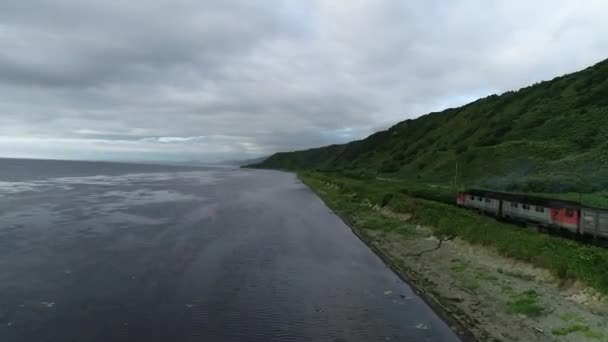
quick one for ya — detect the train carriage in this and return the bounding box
[459,192,500,215]
[457,189,593,236]
[581,208,608,239]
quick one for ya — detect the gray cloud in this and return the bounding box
[1,0,608,162]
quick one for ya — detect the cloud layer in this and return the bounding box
[1,0,608,162]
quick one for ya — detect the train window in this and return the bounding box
[522,204,530,210]
[478,197,483,202]
[485,198,491,203]
[510,202,518,208]
[470,195,474,200]
[535,206,545,213]
[566,209,575,217]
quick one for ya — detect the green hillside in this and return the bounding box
[253,58,608,193]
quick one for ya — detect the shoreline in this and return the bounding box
[298,172,608,342]
[299,174,479,341]
[338,212,480,341]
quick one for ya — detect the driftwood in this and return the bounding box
[407,235,456,257]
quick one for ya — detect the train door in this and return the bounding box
[581,209,598,238]
[498,199,503,218]
[550,208,560,227]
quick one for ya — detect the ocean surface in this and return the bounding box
[0,158,459,341]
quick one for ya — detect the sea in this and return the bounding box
[0,158,459,342]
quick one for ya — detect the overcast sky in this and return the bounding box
[1,0,608,162]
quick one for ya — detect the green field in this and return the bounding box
[323,170,608,208]
[299,171,608,294]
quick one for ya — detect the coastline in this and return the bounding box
[299,173,479,341]
[298,172,608,342]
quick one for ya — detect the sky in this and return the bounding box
[1,1,608,163]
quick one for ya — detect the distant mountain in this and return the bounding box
[252,58,608,193]
[222,156,268,167]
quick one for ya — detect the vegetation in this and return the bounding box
[497,268,536,281]
[551,324,605,339]
[551,313,606,339]
[299,171,608,294]
[505,289,545,317]
[252,58,608,195]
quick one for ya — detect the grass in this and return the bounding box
[497,268,536,281]
[450,259,468,273]
[299,171,608,295]
[501,285,513,294]
[551,324,605,339]
[554,312,606,339]
[462,278,480,292]
[475,268,499,282]
[559,312,585,323]
[505,290,545,317]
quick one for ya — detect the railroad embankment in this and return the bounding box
[300,171,608,341]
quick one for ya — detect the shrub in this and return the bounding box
[493,126,512,138]
[381,193,394,207]
[393,152,406,161]
[379,160,400,173]
[573,131,597,149]
[455,145,468,154]
[463,151,476,163]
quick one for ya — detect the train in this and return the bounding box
[456,189,608,239]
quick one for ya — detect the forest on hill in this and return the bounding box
[252,58,608,194]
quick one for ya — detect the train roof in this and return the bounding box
[464,188,582,209]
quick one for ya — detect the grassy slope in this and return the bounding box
[300,171,608,294]
[254,58,608,194]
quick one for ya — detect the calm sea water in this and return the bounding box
[0,158,459,341]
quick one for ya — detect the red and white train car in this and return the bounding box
[457,189,608,239]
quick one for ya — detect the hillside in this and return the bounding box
[252,58,608,193]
